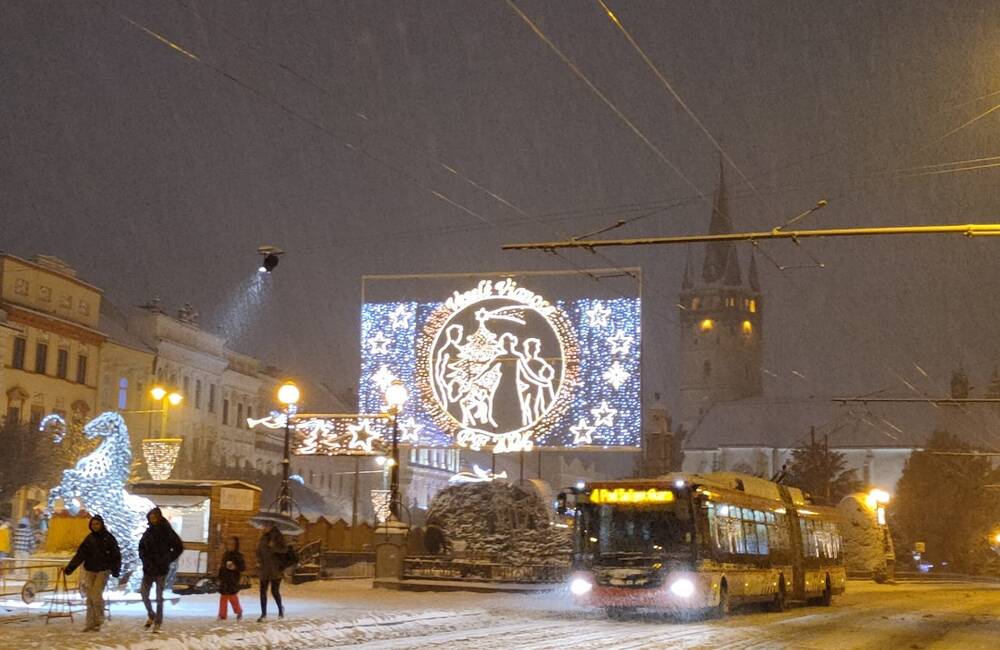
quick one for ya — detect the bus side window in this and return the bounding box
[755,511,769,555]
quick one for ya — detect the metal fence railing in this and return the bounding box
[322,551,375,580]
[0,559,78,602]
[403,555,569,584]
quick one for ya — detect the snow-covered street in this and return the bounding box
[0,578,997,649]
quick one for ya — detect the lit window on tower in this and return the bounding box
[742,320,753,334]
[699,319,714,332]
[749,299,757,313]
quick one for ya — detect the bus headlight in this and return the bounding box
[669,578,695,598]
[570,577,593,596]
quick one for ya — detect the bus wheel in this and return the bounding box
[714,582,730,618]
[767,578,786,612]
[606,606,630,620]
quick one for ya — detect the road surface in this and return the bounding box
[0,578,996,649]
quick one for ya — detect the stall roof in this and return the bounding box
[130,479,262,492]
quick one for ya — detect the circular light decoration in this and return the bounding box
[416,278,579,453]
[141,438,183,480]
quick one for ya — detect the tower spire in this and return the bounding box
[748,248,761,292]
[701,159,741,284]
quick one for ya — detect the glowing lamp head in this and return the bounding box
[669,578,695,598]
[993,532,1000,545]
[167,392,183,406]
[150,386,167,401]
[699,319,714,332]
[569,576,593,596]
[375,456,387,467]
[384,380,409,414]
[277,381,300,406]
[866,488,891,510]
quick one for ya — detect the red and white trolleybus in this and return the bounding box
[562,472,846,617]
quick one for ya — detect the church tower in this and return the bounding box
[678,164,763,428]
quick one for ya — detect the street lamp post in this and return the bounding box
[149,385,183,437]
[383,380,409,520]
[276,381,301,517]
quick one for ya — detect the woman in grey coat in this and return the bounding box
[256,525,287,621]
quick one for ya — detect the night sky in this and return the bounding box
[3,1,1000,418]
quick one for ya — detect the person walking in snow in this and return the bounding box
[65,514,121,632]
[217,536,246,621]
[138,507,184,633]
[256,524,288,621]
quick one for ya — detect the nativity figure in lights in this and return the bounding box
[41,412,156,592]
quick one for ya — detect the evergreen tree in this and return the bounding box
[892,430,1000,573]
[786,427,861,504]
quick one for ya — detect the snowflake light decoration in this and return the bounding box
[590,400,618,428]
[371,364,397,391]
[603,361,630,390]
[570,417,597,445]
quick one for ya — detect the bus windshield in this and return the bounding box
[580,503,693,564]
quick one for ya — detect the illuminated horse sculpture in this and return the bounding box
[42,412,155,591]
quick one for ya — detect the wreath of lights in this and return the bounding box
[360,279,642,452]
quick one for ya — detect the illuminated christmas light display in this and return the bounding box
[360,278,641,452]
[42,413,156,591]
[141,437,183,480]
[250,410,392,456]
[448,465,509,484]
[371,489,392,523]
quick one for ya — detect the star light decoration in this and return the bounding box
[590,400,618,428]
[607,329,634,356]
[367,331,392,354]
[603,361,630,390]
[398,416,424,443]
[586,302,612,328]
[570,417,597,445]
[389,304,412,330]
[347,418,381,453]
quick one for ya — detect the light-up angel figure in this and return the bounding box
[42,412,155,592]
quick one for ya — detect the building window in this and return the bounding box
[6,406,21,424]
[699,319,714,332]
[236,403,244,428]
[246,405,252,421]
[222,399,230,425]
[11,337,26,369]
[56,348,69,379]
[182,376,190,401]
[118,377,129,410]
[29,404,44,428]
[741,320,753,335]
[195,380,202,409]
[209,384,216,413]
[749,299,757,314]
[76,355,88,384]
[35,342,48,374]
[703,360,712,380]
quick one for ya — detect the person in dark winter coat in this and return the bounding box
[138,507,183,633]
[217,536,246,620]
[255,525,288,621]
[65,515,121,632]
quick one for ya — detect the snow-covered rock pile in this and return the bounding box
[426,482,570,564]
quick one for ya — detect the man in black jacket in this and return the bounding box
[65,514,121,632]
[138,507,184,633]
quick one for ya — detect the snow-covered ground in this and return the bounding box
[0,578,997,649]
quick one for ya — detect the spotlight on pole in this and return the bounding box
[257,245,284,273]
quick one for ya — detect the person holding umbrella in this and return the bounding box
[256,523,290,621]
[65,514,121,632]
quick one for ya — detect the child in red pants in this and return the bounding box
[217,536,246,620]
